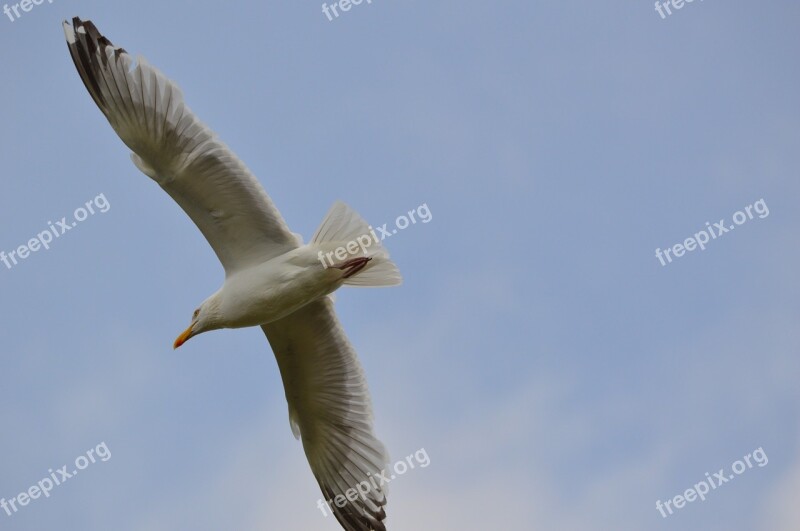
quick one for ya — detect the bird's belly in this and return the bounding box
[223,260,339,328]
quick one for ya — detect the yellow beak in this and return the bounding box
[173,324,195,349]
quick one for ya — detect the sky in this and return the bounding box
[0,1,799,530]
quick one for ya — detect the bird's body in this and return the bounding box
[215,245,345,329]
[63,17,399,531]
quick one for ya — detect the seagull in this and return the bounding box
[63,17,400,531]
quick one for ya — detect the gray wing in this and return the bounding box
[263,298,390,531]
[64,17,297,274]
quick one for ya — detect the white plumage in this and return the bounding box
[64,17,399,531]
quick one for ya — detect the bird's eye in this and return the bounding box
[193,309,200,320]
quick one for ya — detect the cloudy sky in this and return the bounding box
[1,1,798,530]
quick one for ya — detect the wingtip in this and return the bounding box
[62,20,76,44]
[63,17,88,44]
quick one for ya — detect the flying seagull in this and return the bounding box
[63,17,400,531]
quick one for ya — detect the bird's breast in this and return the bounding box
[221,248,340,328]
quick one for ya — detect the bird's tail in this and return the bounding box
[312,202,402,287]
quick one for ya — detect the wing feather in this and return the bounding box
[263,299,390,531]
[64,17,296,273]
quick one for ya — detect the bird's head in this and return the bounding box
[173,297,221,349]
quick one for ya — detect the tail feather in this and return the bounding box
[313,202,402,287]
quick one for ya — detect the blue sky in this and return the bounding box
[1,1,799,529]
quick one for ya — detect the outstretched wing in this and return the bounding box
[263,298,390,531]
[63,17,297,274]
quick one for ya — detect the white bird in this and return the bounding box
[63,17,400,531]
